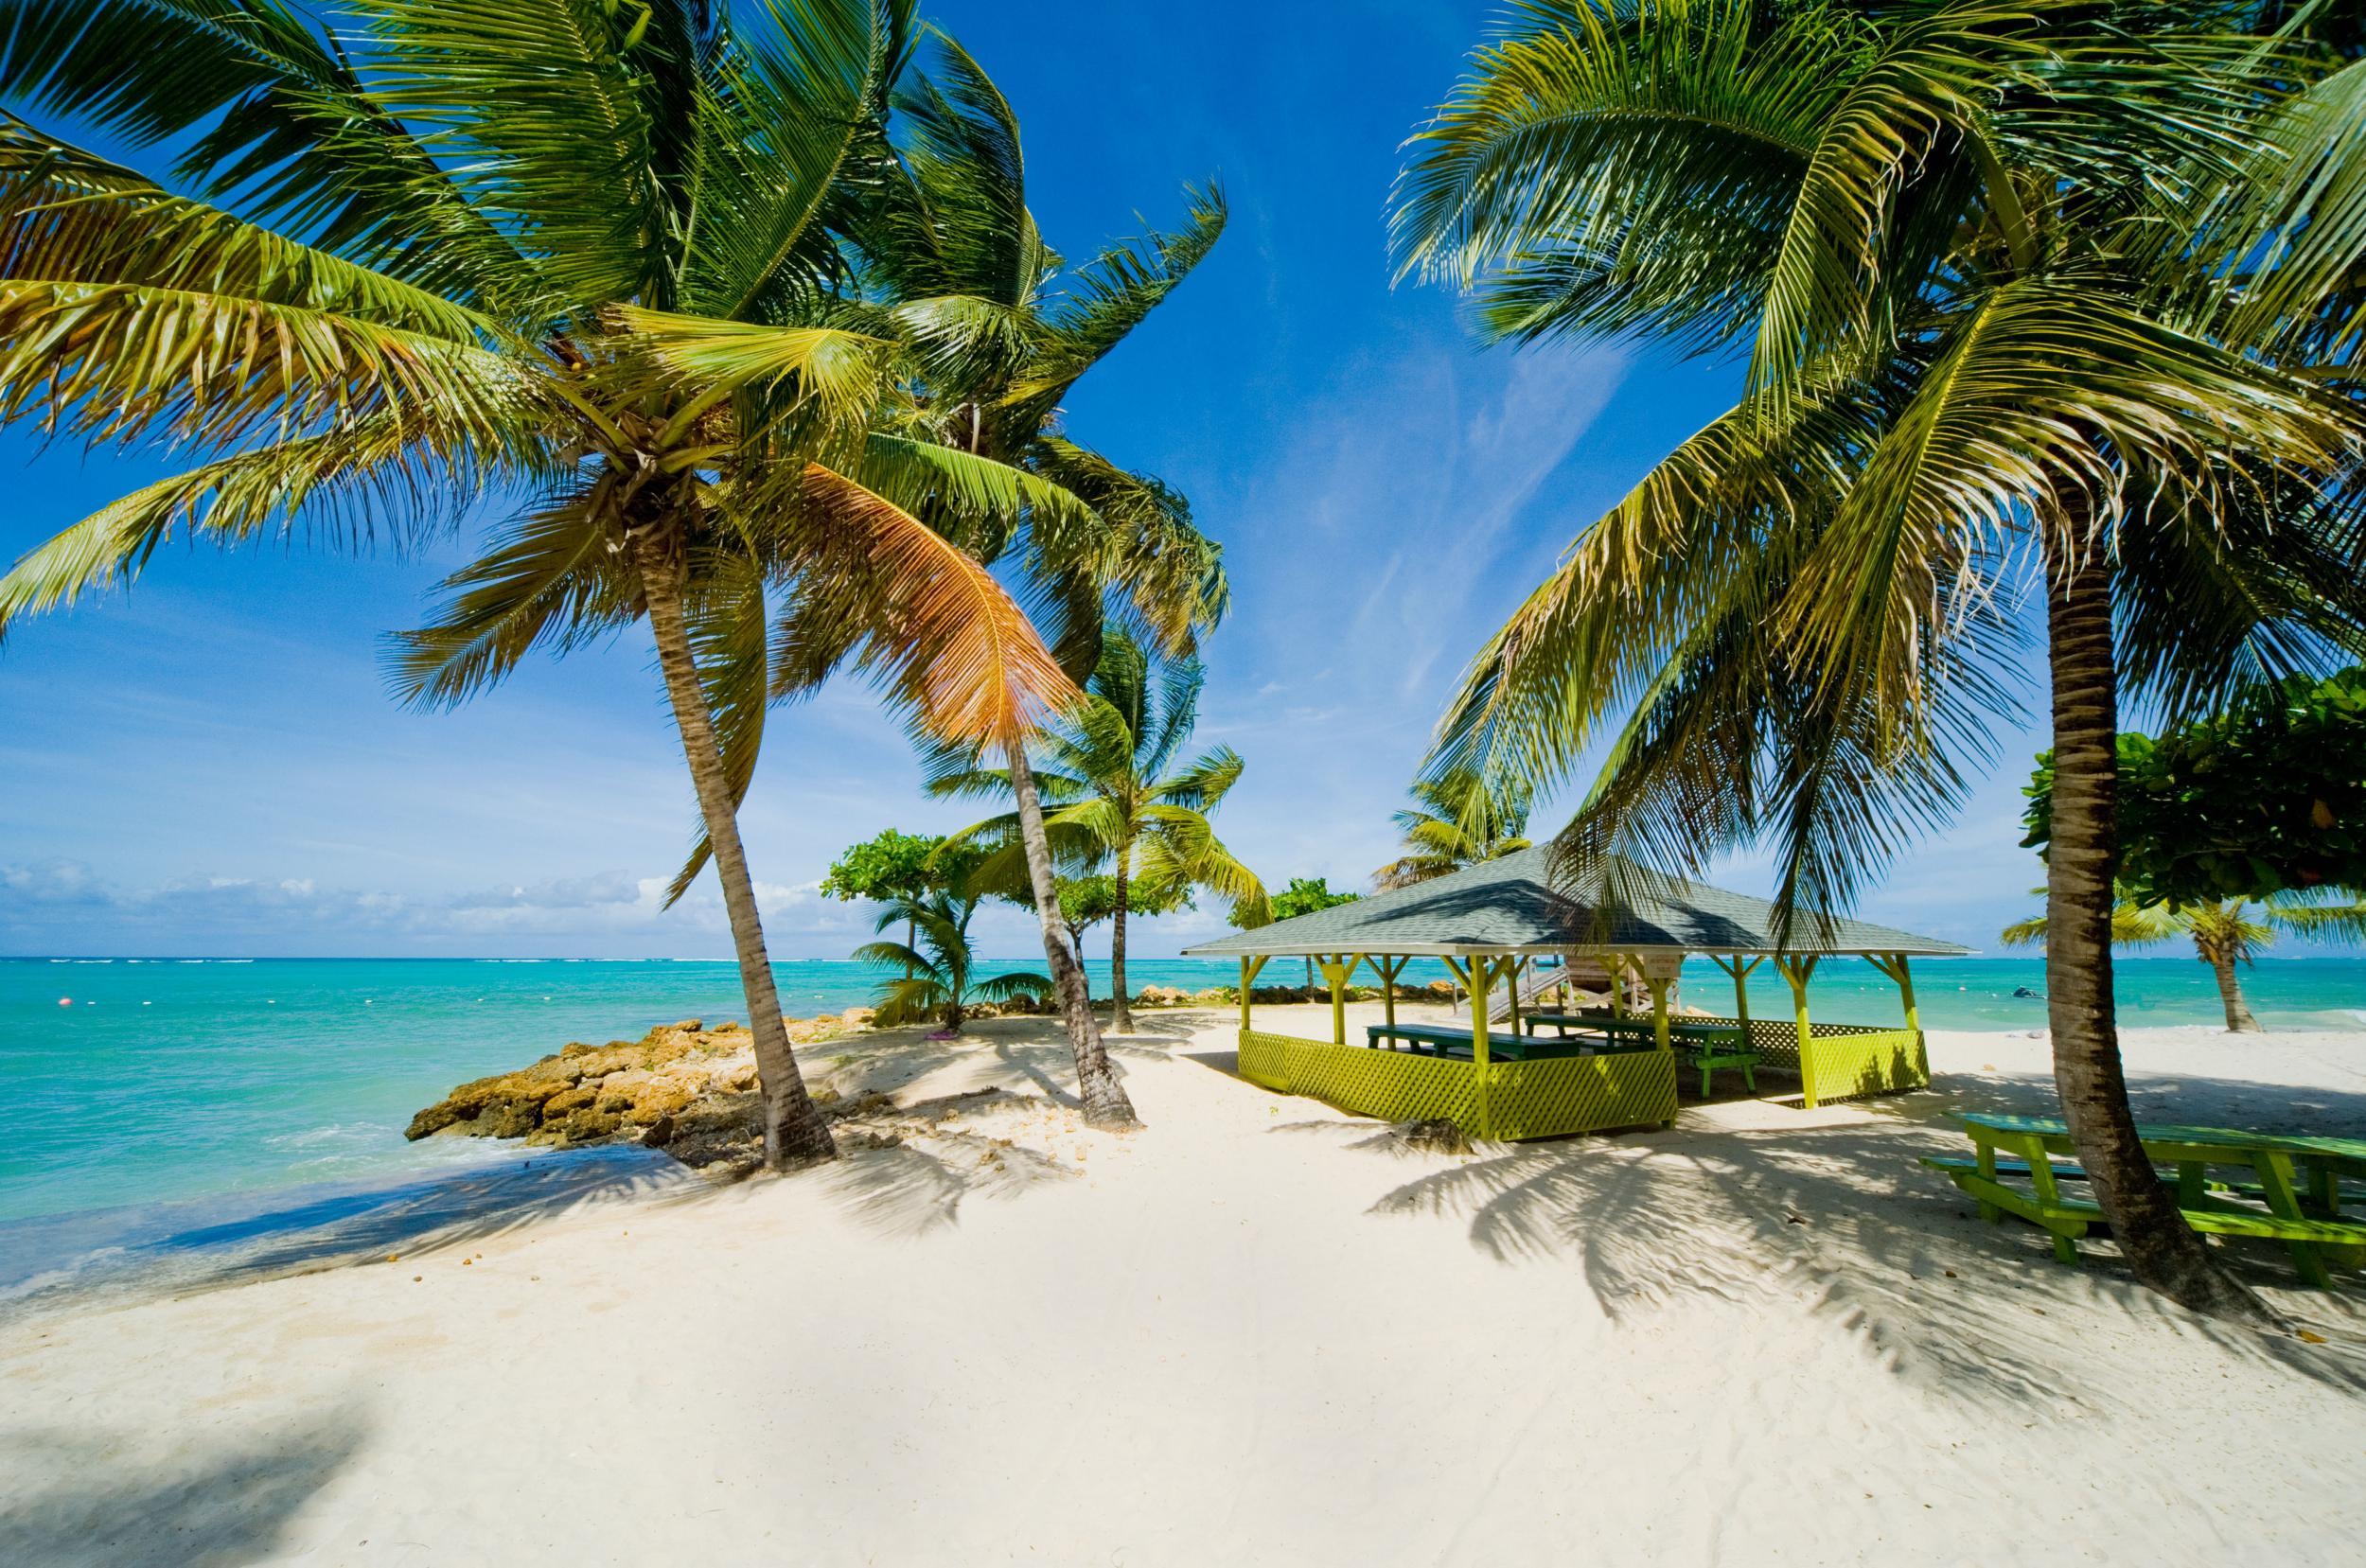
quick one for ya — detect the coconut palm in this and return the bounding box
[855,889,1050,1036]
[2002,890,2366,1032]
[0,0,1089,1170]
[1394,0,2366,1316]
[935,632,1265,1031]
[755,34,1231,1122]
[1372,767,1533,890]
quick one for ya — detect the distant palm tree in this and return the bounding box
[856,890,1050,1036]
[1373,768,1533,890]
[0,1,1087,1171]
[939,633,1264,1031]
[1395,0,2366,1317]
[2002,890,2366,1033]
[750,32,1231,1126]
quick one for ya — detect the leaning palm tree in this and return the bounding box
[2003,890,2366,1032]
[1395,0,2366,1317]
[0,0,1084,1171]
[855,889,1050,1036]
[935,631,1265,1031]
[1372,767,1533,890]
[751,32,1231,1124]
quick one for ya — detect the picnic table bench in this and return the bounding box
[1925,1112,2366,1287]
[1365,1022,1655,1062]
[1524,1013,1760,1097]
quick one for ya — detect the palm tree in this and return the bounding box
[2002,890,2366,1032]
[757,34,1231,1124]
[936,632,1265,1031]
[1394,0,2366,1317]
[855,890,1050,1036]
[1372,767,1533,890]
[0,0,1086,1171]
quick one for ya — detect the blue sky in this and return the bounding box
[0,0,2053,959]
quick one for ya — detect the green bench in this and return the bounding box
[1926,1113,2366,1287]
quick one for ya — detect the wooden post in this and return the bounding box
[1711,953,1763,1035]
[1608,954,1628,1020]
[1774,955,1821,1107]
[1470,953,1493,1138]
[1239,955,1268,1035]
[1375,955,1404,1032]
[1318,954,1355,1045]
[1882,953,1920,1033]
[1506,956,1526,1037]
[1645,963,1673,1053]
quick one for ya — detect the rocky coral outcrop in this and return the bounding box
[403,1018,846,1172]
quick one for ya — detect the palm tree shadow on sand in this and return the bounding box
[0,1408,365,1567]
[1201,1036,2366,1407]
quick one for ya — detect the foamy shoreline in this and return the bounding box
[6,1005,2364,1564]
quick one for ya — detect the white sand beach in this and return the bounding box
[7,1005,2366,1566]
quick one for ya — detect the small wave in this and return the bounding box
[263,1123,381,1151]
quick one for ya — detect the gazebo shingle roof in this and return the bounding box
[1182,846,1969,959]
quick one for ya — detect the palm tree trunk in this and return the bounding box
[2044,544,2262,1320]
[635,534,837,1171]
[2199,940,2263,1032]
[1110,843,1135,1033]
[1007,741,1140,1129]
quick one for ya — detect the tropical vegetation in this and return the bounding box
[1232,874,1360,989]
[767,32,1232,1127]
[936,632,1263,1031]
[822,828,987,978]
[1394,0,2366,1318]
[2025,667,2366,907]
[1372,766,1533,890]
[853,888,1050,1035]
[2002,888,2366,1031]
[0,2,1228,1150]
[1046,873,1189,994]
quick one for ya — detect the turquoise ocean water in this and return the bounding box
[5,954,2365,1301]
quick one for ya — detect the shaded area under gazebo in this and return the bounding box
[1182,847,1968,1140]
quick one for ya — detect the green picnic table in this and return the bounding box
[1926,1112,2366,1287]
[1524,1013,1759,1096]
[1365,1022,1653,1062]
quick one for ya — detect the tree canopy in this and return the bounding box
[2024,669,2366,906]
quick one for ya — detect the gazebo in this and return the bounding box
[1182,847,1967,1140]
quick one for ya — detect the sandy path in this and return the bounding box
[6,1005,2365,1565]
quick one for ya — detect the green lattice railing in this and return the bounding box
[1563,1010,1929,1107]
[1238,1031,1677,1140]
[1679,1014,1927,1105]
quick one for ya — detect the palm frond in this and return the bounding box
[775,462,1077,746]
[681,0,912,320]
[0,2,528,302]
[0,415,487,635]
[385,485,636,708]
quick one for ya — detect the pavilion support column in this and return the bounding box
[1868,953,1920,1034]
[1470,956,1494,1139]
[1372,955,1405,1032]
[1239,955,1268,1036]
[1318,954,1357,1046]
[1711,954,1762,1036]
[1642,965,1674,1053]
[1774,955,1821,1107]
